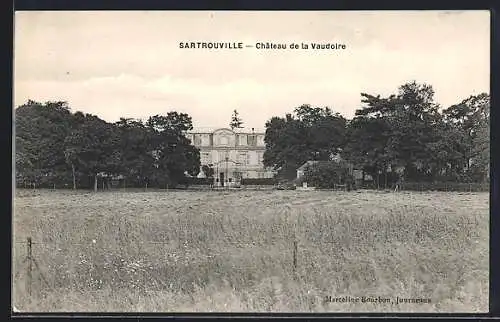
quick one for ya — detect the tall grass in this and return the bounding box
[12,189,489,312]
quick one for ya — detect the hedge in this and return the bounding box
[186,177,214,185]
[400,182,489,192]
[241,178,278,185]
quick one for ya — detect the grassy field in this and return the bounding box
[12,189,489,313]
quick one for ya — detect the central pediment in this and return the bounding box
[213,128,235,135]
[213,128,236,147]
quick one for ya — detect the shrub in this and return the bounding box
[304,161,354,189]
[241,178,278,185]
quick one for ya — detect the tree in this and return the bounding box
[263,105,347,179]
[64,114,120,192]
[114,118,156,188]
[264,115,304,179]
[343,115,392,184]
[469,118,489,182]
[230,109,244,130]
[442,93,490,182]
[345,81,444,183]
[296,105,346,160]
[424,119,466,181]
[15,100,203,190]
[146,112,200,187]
[15,100,74,187]
[342,83,490,185]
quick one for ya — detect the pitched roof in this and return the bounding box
[297,160,332,171]
[297,155,349,172]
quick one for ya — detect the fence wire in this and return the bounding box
[12,235,307,296]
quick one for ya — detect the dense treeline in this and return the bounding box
[15,81,490,191]
[15,100,200,190]
[264,81,490,186]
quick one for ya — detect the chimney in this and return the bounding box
[252,127,254,133]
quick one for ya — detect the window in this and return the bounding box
[201,135,210,146]
[219,151,228,163]
[238,152,247,165]
[247,135,257,146]
[238,135,247,146]
[193,134,202,146]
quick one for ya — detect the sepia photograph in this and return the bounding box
[12,10,490,313]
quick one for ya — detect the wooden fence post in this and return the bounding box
[292,239,298,279]
[26,237,32,297]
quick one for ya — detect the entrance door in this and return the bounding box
[219,172,225,187]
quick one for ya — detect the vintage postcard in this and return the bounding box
[13,11,490,313]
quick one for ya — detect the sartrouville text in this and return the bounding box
[179,42,244,49]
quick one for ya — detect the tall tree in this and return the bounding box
[263,105,347,179]
[64,114,120,192]
[146,112,200,187]
[343,115,392,183]
[346,81,444,182]
[230,109,244,130]
[442,93,490,182]
[296,105,346,160]
[114,118,156,187]
[15,100,74,187]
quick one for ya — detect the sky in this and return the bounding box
[14,11,490,130]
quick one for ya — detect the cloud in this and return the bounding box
[14,11,490,128]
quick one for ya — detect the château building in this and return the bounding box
[186,127,275,187]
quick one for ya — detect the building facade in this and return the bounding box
[186,128,275,187]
